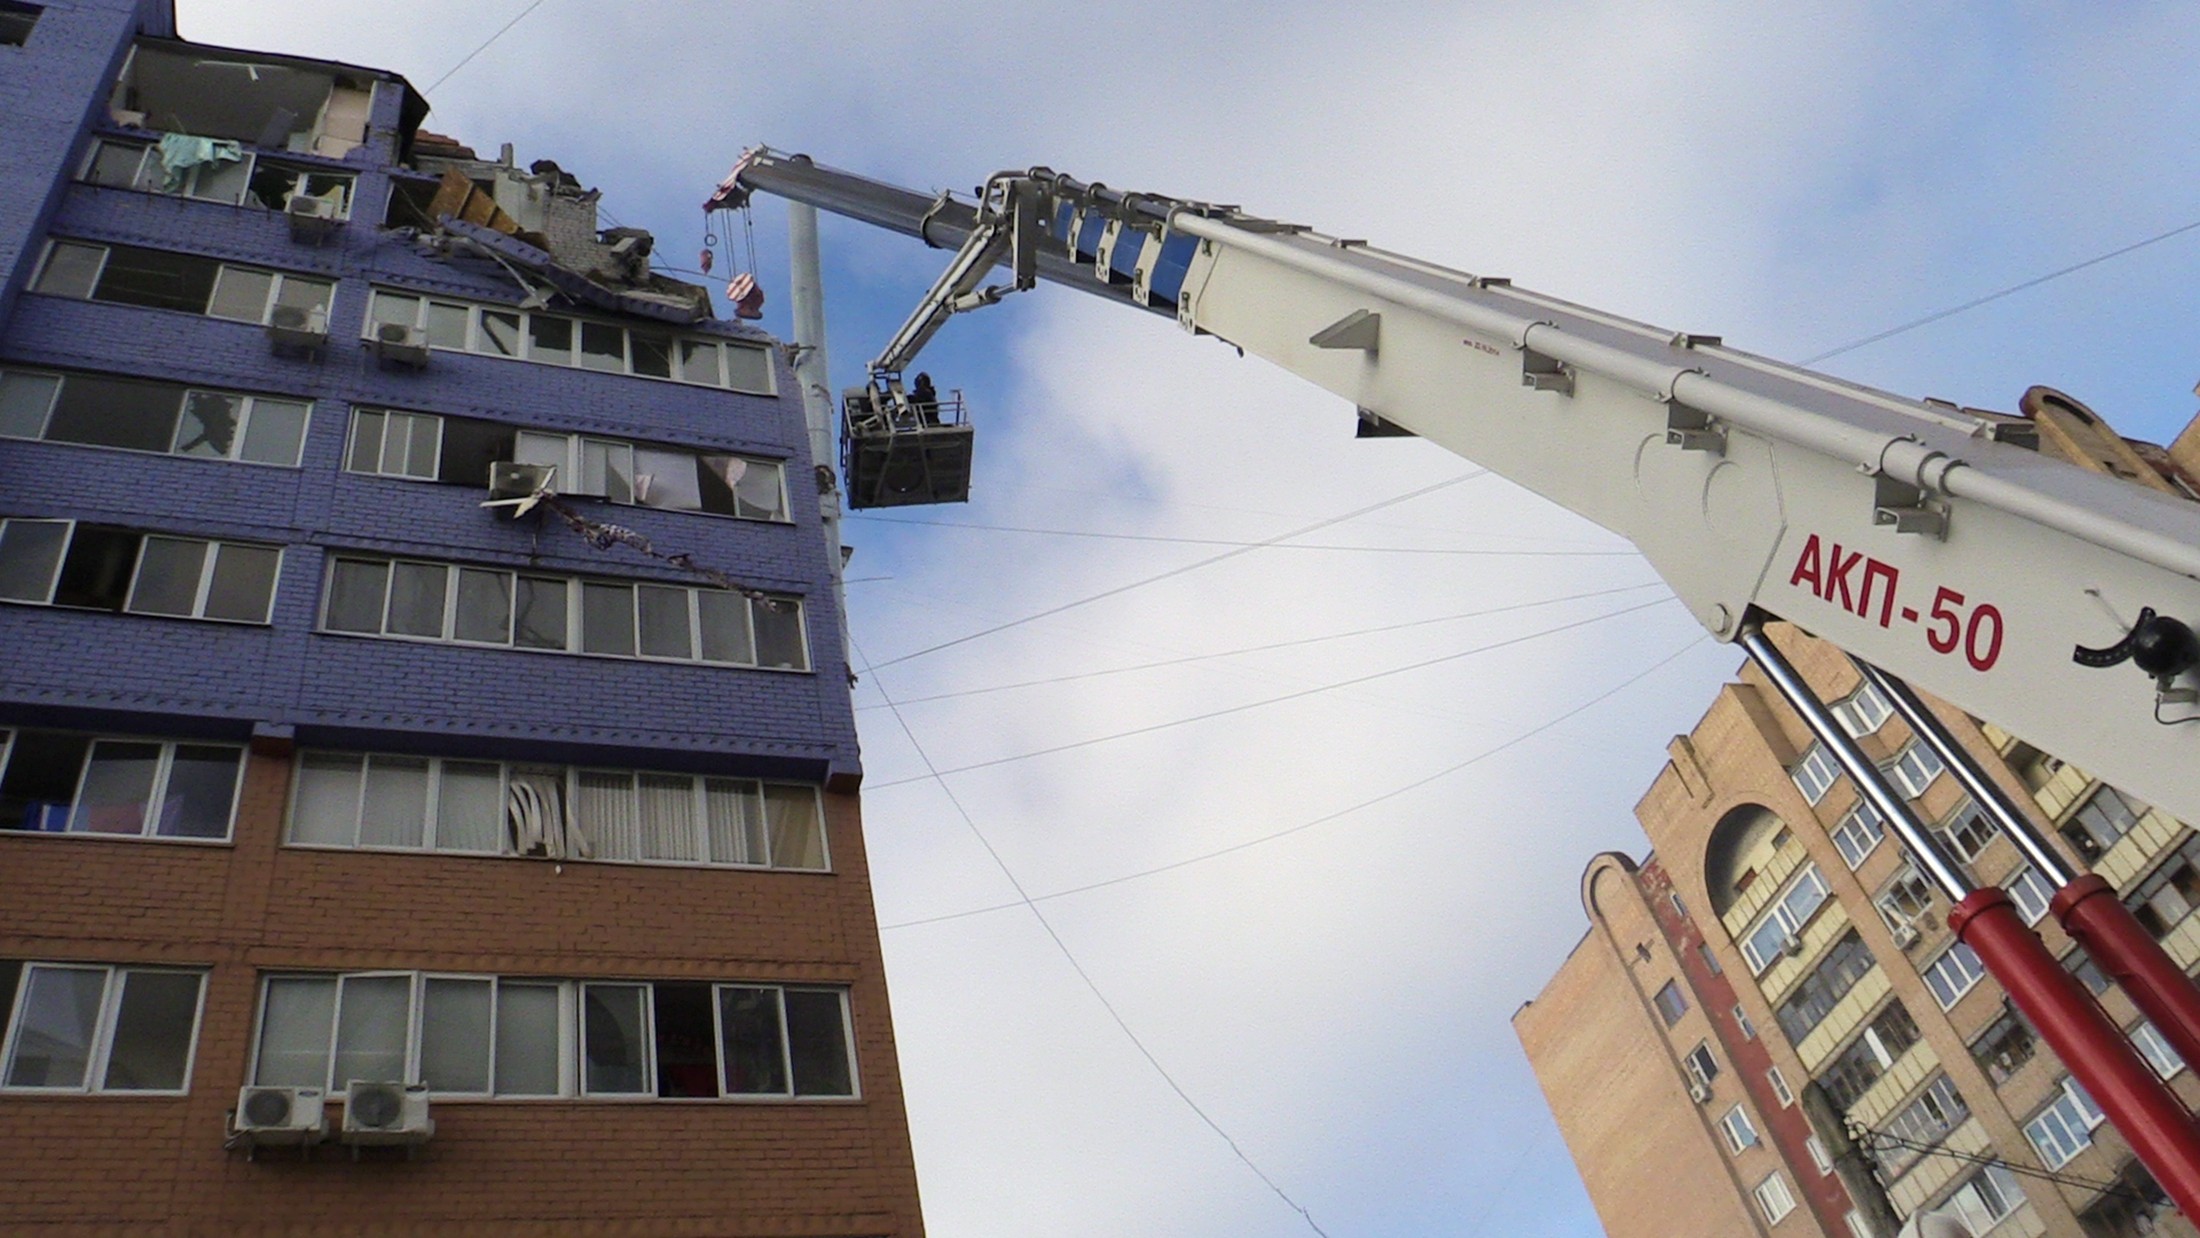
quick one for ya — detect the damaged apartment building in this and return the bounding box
[0,2,925,1233]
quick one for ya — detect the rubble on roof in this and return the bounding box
[403,139,713,323]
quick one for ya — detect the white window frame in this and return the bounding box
[124,537,282,624]
[1753,1172,1797,1224]
[2130,1020,2186,1081]
[283,752,832,873]
[1739,865,1831,974]
[0,731,247,842]
[1831,800,1885,869]
[361,286,777,395]
[1874,864,1936,933]
[1831,683,1893,737]
[1806,1135,1833,1175]
[79,137,357,216]
[0,368,311,468]
[249,971,420,1093]
[1683,1042,1718,1090]
[2006,865,2055,926]
[1791,743,1839,803]
[346,408,443,481]
[1720,1104,1759,1153]
[1935,797,1999,862]
[0,517,71,604]
[1767,1066,1793,1106]
[1733,1004,1756,1040]
[2024,1076,2104,1169]
[0,963,207,1094]
[319,555,811,672]
[1939,1165,2025,1235]
[1923,941,1986,1009]
[1885,742,1946,799]
[31,239,334,326]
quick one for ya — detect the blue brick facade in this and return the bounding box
[0,1,861,785]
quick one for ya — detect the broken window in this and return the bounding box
[2,522,283,623]
[108,43,373,158]
[0,729,242,839]
[579,321,626,373]
[358,286,777,392]
[0,3,40,48]
[0,368,308,466]
[33,240,329,325]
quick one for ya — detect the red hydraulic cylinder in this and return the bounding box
[1953,887,2200,1217]
[2056,874,2200,1078]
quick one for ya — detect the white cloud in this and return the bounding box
[171,3,2200,1232]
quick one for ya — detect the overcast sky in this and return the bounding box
[184,4,2200,1234]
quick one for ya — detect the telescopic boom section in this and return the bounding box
[720,146,2200,827]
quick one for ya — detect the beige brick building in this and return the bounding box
[1517,400,2200,1238]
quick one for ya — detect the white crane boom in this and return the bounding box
[711,151,2200,824]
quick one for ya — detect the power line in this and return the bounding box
[859,642,1332,1237]
[854,581,1666,711]
[1857,1126,2156,1204]
[881,631,1711,931]
[863,472,1485,671]
[848,512,1637,557]
[865,596,1674,791]
[422,0,545,94]
[1800,213,2200,365]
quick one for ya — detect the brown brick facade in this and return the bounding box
[0,751,924,1237]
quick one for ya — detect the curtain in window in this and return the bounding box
[435,763,503,853]
[358,757,428,848]
[765,785,825,870]
[332,975,410,1088]
[576,772,638,861]
[291,754,363,846]
[637,775,698,862]
[704,779,763,865]
[255,977,336,1088]
[419,978,492,1093]
[506,769,587,859]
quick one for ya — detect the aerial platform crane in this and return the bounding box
[708,149,2200,1221]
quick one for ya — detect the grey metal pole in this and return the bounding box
[1851,659,2078,886]
[787,202,851,667]
[1737,625,1975,901]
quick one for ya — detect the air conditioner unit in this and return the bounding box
[339,1081,433,1147]
[266,302,328,355]
[1891,922,1920,948]
[285,192,344,241]
[481,461,557,518]
[1688,1081,1712,1105]
[1780,932,1805,957]
[232,1085,327,1145]
[371,321,430,369]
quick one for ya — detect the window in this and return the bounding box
[0,3,39,47]
[1831,800,1885,869]
[2130,1020,2185,1081]
[33,240,332,326]
[1753,1173,1796,1224]
[2126,836,2200,938]
[0,519,279,622]
[1922,941,1986,1009]
[321,555,808,671]
[1698,943,1723,976]
[1940,1165,2025,1235]
[0,730,244,839]
[1878,1074,1969,1175]
[1791,744,1839,804]
[1806,1136,1833,1175]
[1776,929,1878,1042]
[509,428,790,520]
[1720,1105,1759,1153]
[2024,1076,2104,1169]
[1831,683,1893,737]
[2006,865,2055,926]
[1739,865,1832,974]
[0,368,309,466]
[1683,1042,1719,1090]
[288,752,829,871]
[1935,798,1999,862]
[255,973,855,1100]
[1733,1004,1756,1040]
[1970,1006,2038,1085]
[0,962,204,1092]
[1819,1000,1922,1111]
[1768,1066,1793,1106]
[2064,946,2111,996]
[1653,981,1687,1026]
[362,288,776,394]
[2061,786,2142,862]
[83,137,358,215]
[1873,865,1936,934]
[1884,742,1945,799]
